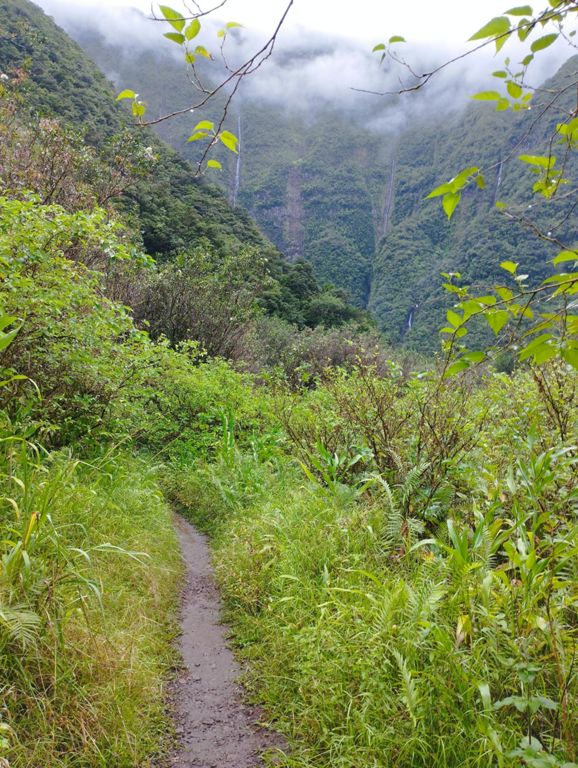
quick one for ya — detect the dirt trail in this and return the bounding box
[166,514,281,768]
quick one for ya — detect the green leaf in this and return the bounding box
[469,16,511,40]
[159,5,185,31]
[116,89,136,100]
[500,260,518,273]
[521,53,534,65]
[486,310,510,334]
[426,182,452,199]
[445,359,470,377]
[472,91,502,101]
[463,351,486,363]
[185,19,201,40]
[388,35,406,43]
[443,191,461,219]
[194,45,212,59]
[187,131,208,142]
[552,250,578,265]
[507,80,523,98]
[531,33,558,52]
[185,52,196,63]
[164,32,185,44]
[132,101,146,117]
[561,344,578,369]
[226,21,242,29]
[0,326,20,351]
[519,153,555,168]
[493,70,508,78]
[193,120,214,131]
[219,130,239,153]
[446,310,463,327]
[372,43,386,52]
[505,5,533,14]
[207,159,222,170]
[518,333,553,359]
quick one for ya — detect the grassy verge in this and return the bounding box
[166,421,578,768]
[2,451,182,767]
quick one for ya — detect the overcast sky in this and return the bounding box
[37,0,512,45]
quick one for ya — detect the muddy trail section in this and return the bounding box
[166,514,283,768]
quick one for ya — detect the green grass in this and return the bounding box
[1,451,182,767]
[167,376,578,768]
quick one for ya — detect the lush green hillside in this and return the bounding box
[0,0,369,336]
[68,22,578,350]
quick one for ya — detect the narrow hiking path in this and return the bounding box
[166,514,282,768]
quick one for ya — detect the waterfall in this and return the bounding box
[232,113,241,207]
[493,159,504,205]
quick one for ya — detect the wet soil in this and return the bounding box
[165,514,282,768]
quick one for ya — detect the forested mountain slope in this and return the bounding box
[66,20,578,350]
[0,0,369,333]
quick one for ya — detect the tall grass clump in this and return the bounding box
[0,436,181,766]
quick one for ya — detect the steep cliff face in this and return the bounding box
[61,23,578,349]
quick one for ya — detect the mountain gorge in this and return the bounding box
[58,16,578,350]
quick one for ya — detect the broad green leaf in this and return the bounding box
[132,101,146,117]
[469,16,511,41]
[219,130,239,153]
[486,310,510,334]
[472,91,502,101]
[187,131,208,142]
[518,333,553,360]
[505,5,533,14]
[388,35,406,43]
[116,89,136,100]
[531,33,558,51]
[446,309,463,327]
[500,260,518,273]
[552,250,577,265]
[426,182,452,199]
[463,351,486,363]
[217,29,226,38]
[0,326,20,351]
[518,154,554,168]
[164,32,185,44]
[185,52,196,63]
[159,5,185,31]
[495,286,514,300]
[507,81,523,98]
[443,191,461,219]
[561,344,578,369]
[185,19,201,40]
[195,45,212,58]
[207,159,222,170]
[492,70,508,78]
[521,53,534,65]
[226,21,243,29]
[194,120,214,131]
[445,359,470,377]
[451,166,479,188]
[372,43,386,51]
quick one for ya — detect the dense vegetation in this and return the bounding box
[0,1,576,767]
